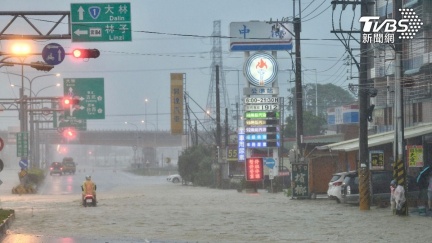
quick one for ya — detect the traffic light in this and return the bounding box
[61,96,80,109]
[30,61,54,71]
[62,127,77,140]
[72,48,100,58]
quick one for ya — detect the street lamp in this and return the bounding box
[10,83,60,97]
[224,69,241,130]
[125,121,140,166]
[10,43,31,166]
[144,98,149,130]
[303,69,318,116]
[6,72,61,167]
[1,72,61,98]
[140,120,158,167]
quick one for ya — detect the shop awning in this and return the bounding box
[316,123,432,152]
[404,67,421,76]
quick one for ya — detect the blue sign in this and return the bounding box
[238,127,245,162]
[42,43,66,65]
[19,159,28,169]
[264,157,276,169]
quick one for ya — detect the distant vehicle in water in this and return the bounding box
[167,174,182,183]
[62,157,76,175]
[49,162,63,176]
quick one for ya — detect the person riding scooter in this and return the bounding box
[81,175,97,205]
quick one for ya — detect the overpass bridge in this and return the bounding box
[0,129,185,169]
[0,130,184,147]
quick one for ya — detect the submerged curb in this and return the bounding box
[0,211,15,235]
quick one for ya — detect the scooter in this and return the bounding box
[81,185,97,207]
[83,194,97,207]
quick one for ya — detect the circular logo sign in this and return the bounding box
[244,52,278,87]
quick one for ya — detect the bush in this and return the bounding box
[27,168,45,185]
[0,209,14,221]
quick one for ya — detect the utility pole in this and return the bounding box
[358,0,372,211]
[216,65,221,148]
[215,65,221,188]
[393,0,407,216]
[294,16,304,159]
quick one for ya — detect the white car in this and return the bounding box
[327,171,353,203]
[167,174,182,183]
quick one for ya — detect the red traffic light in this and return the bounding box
[62,128,77,140]
[72,48,100,58]
[61,97,72,109]
[61,96,80,109]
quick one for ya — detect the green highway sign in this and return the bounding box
[71,2,132,42]
[71,23,132,42]
[58,115,87,131]
[63,78,105,120]
[16,132,28,157]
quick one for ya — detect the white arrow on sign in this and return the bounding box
[78,6,85,20]
[74,29,88,36]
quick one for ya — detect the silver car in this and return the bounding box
[166,174,182,183]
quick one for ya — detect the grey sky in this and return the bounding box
[0,0,358,131]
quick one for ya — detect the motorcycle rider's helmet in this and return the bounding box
[390,179,397,187]
[86,175,91,180]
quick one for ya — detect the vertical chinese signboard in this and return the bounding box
[369,150,384,170]
[292,163,309,198]
[245,158,263,181]
[170,73,184,135]
[238,127,245,162]
[16,132,28,157]
[407,145,424,167]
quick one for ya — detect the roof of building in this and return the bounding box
[316,123,432,152]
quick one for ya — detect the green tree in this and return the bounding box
[284,110,327,137]
[289,83,355,117]
[178,145,214,186]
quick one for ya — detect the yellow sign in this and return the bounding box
[407,145,423,167]
[170,73,184,135]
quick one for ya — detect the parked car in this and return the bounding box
[327,171,355,203]
[341,170,420,206]
[49,162,63,176]
[167,174,182,183]
[62,157,76,175]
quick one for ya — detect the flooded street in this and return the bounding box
[0,167,431,242]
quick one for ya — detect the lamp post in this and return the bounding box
[10,83,60,97]
[224,69,241,130]
[140,120,158,167]
[9,43,31,166]
[144,98,149,130]
[125,121,140,166]
[303,69,318,116]
[7,72,61,168]
[2,42,55,168]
